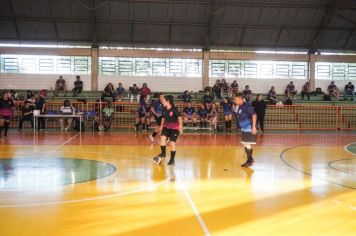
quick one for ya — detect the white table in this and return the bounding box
[34,114,83,132]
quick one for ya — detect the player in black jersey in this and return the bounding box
[153,95,183,165]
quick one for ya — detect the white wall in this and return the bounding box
[0,74,91,91]
[99,75,203,92]
[209,77,308,94]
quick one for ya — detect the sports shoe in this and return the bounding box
[153,156,162,165]
[149,135,155,143]
[241,160,255,168]
[157,153,166,158]
[167,159,175,166]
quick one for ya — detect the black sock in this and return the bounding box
[246,148,253,162]
[229,120,232,129]
[160,146,166,156]
[204,122,207,128]
[170,151,176,162]
[152,131,158,137]
[143,123,147,130]
[193,122,196,127]
[0,126,2,136]
[200,122,203,128]
[4,123,9,134]
[225,121,228,128]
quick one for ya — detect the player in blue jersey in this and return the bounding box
[149,93,165,142]
[135,95,150,132]
[182,102,197,128]
[233,93,257,167]
[197,103,208,128]
[220,97,234,132]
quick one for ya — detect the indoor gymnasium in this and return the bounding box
[0,0,356,235]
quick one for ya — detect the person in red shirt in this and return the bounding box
[140,83,151,102]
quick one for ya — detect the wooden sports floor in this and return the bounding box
[0,131,355,236]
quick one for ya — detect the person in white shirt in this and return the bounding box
[59,100,74,131]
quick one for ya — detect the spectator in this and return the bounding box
[26,93,36,108]
[252,94,267,133]
[285,81,298,100]
[35,93,46,131]
[140,83,151,102]
[327,81,339,100]
[301,82,310,101]
[182,102,197,128]
[10,90,18,101]
[243,85,252,102]
[229,80,239,97]
[220,97,233,132]
[197,103,208,128]
[129,84,140,103]
[18,101,34,130]
[181,90,192,104]
[72,75,83,97]
[344,82,354,101]
[268,86,278,105]
[102,101,115,131]
[116,83,125,101]
[213,80,222,99]
[102,83,116,102]
[208,103,218,130]
[220,79,229,93]
[55,76,66,96]
[202,91,214,105]
[26,90,34,100]
[59,100,74,131]
[135,96,150,131]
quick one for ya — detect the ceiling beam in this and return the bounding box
[8,0,20,40]
[1,16,355,31]
[204,0,221,51]
[89,0,98,48]
[100,0,356,10]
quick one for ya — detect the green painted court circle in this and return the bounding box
[346,143,356,155]
[0,158,116,189]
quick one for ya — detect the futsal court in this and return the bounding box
[0,131,355,236]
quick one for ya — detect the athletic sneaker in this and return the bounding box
[167,159,175,166]
[149,135,155,143]
[241,160,255,168]
[153,156,162,165]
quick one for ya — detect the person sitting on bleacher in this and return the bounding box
[344,82,354,101]
[72,75,83,97]
[268,86,278,105]
[10,90,18,101]
[183,102,197,128]
[208,103,219,131]
[116,83,125,101]
[301,82,310,101]
[285,81,298,100]
[197,103,208,129]
[18,101,34,130]
[243,85,252,102]
[102,101,115,131]
[26,93,36,108]
[102,83,116,102]
[129,84,140,103]
[327,81,339,100]
[181,90,192,104]
[140,83,151,102]
[55,76,66,96]
[229,80,239,97]
[59,100,75,132]
[220,79,229,93]
[202,91,214,106]
[26,90,34,100]
[213,80,222,99]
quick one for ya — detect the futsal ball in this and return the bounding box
[98,125,105,131]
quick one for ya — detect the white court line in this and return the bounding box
[343,142,356,156]
[177,180,211,236]
[0,179,170,208]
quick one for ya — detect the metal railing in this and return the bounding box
[10,101,356,131]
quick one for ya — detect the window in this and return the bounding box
[99,57,202,77]
[0,54,91,74]
[316,62,356,80]
[209,60,308,79]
